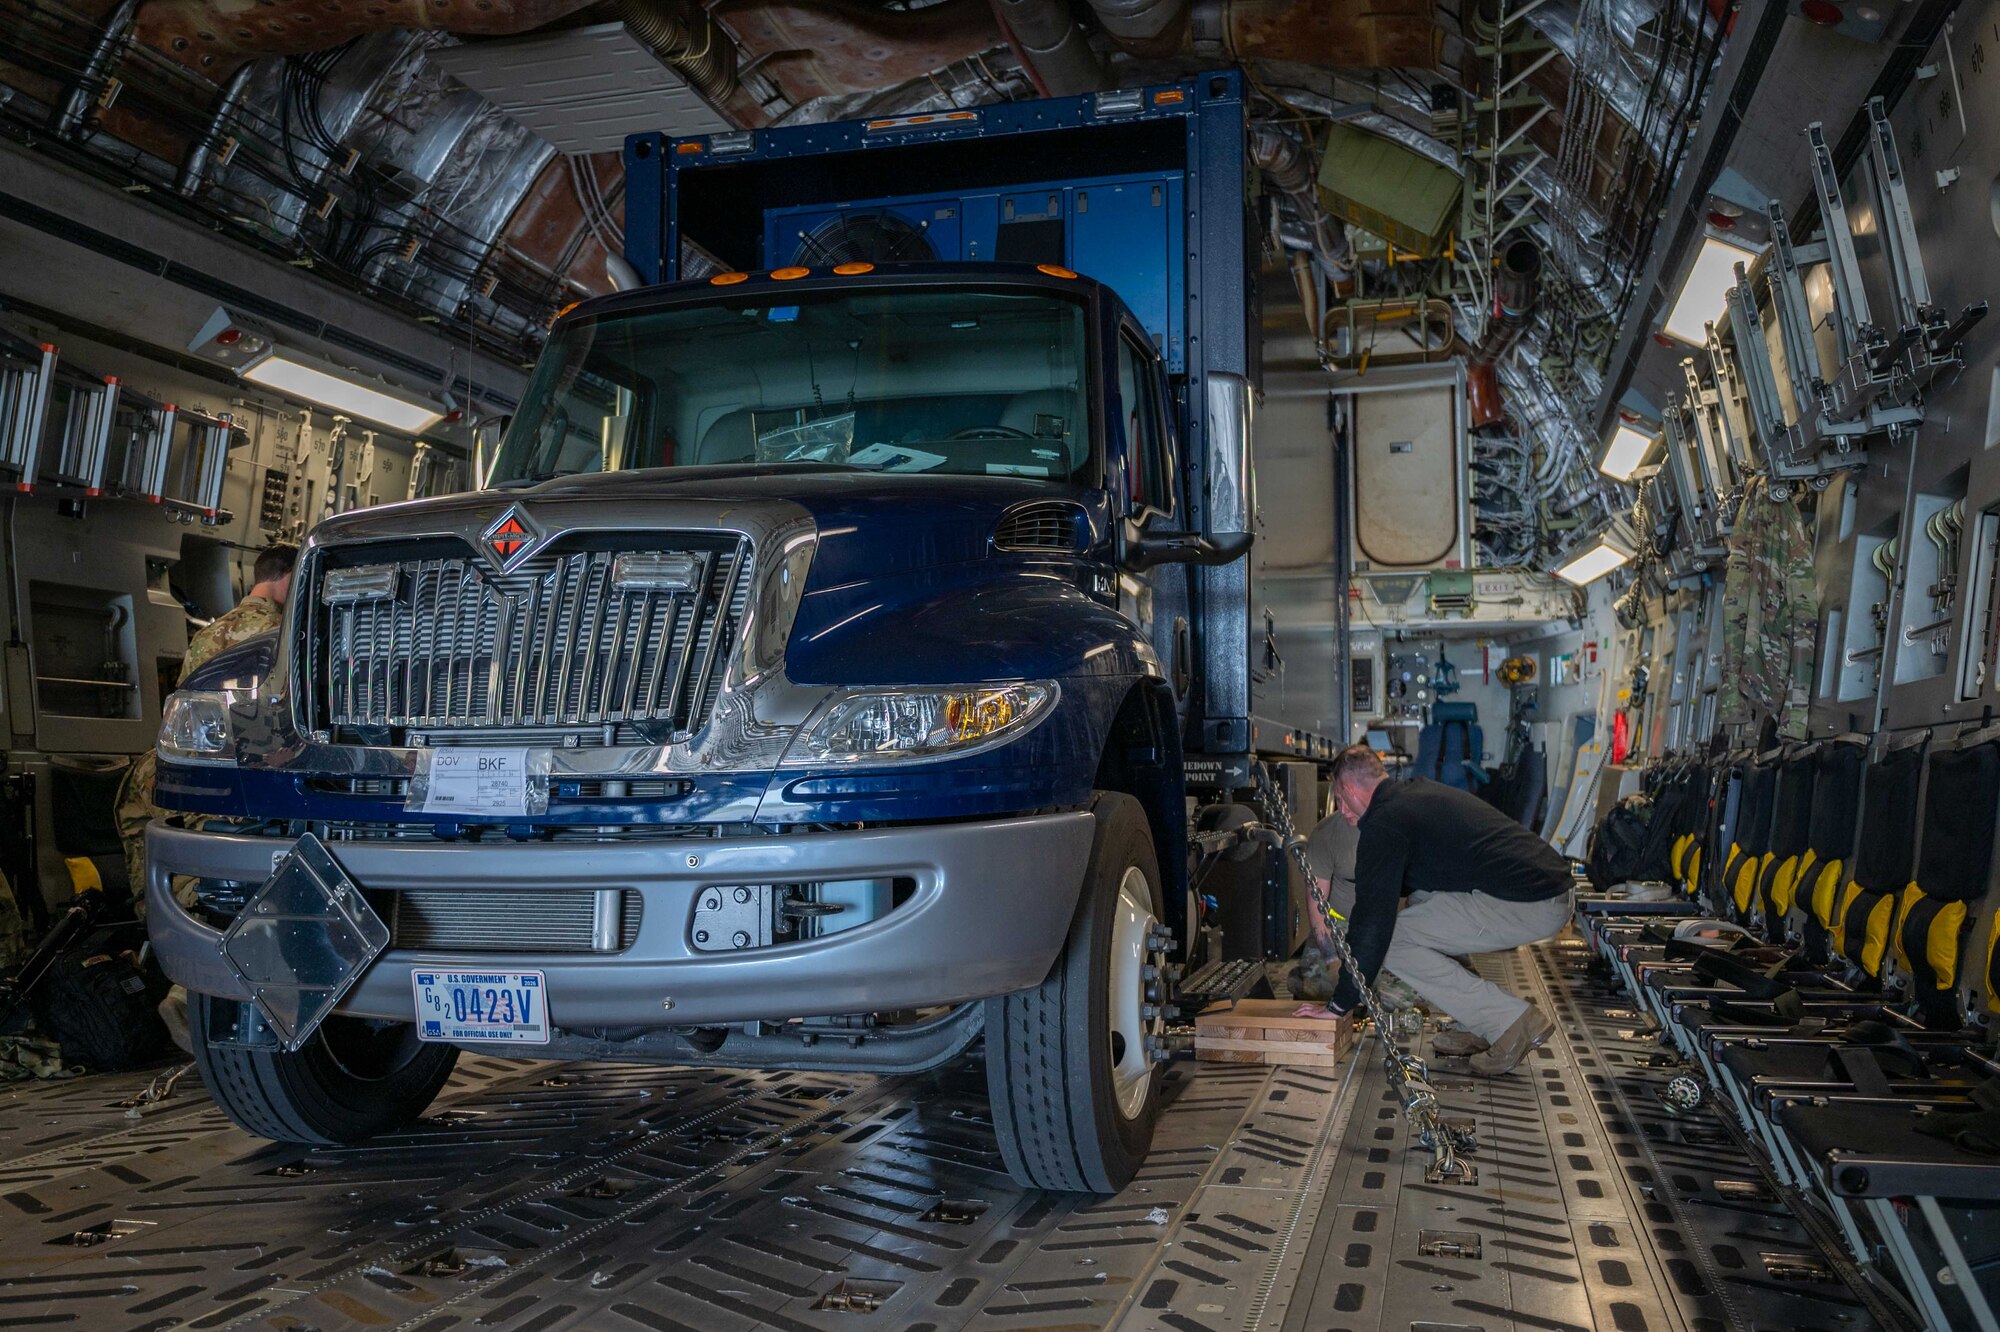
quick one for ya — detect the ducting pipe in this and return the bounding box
[992,0,1107,95]
[56,0,138,139]
[1466,239,1545,425]
[1467,362,1505,428]
[710,0,1005,102]
[1082,0,1190,56]
[623,0,738,106]
[1289,249,1322,353]
[605,253,645,292]
[1248,123,1352,282]
[1493,239,1543,325]
[177,62,251,197]
[137,0,603,70]
[1189,0,1441,69]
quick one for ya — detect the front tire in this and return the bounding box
[985,791,1167,1192]
[189,993,458,1144]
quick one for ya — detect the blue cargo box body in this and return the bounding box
[626,73,1325,770]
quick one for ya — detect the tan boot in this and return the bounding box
[1465,1005,1555,1076]
[1431,1029,1490,1057]
[157,985,192,1056]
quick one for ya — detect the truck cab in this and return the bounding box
[144,77,1281,1194]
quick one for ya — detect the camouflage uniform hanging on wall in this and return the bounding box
[1718,479,1818,741]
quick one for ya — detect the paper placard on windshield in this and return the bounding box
[412,748,535,817]
[850,443,948,472]
[986,463,1051,477]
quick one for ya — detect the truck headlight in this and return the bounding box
[782,683,1058,766]
[158,690,244,763]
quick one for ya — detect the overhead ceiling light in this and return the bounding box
[1597,424,1659,482]
[239,345,446,434]
[1663,235,1762,345]
[1554,530,1636,586]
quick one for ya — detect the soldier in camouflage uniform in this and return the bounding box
[1717,479,1817,742]
[114,544,296,912]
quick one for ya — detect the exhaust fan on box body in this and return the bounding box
[789,211,940,267]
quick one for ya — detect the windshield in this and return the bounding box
[490,287,1093,486]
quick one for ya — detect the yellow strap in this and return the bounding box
[1672,834,1692,878]
[1770,854,1801,918]
[1686,846,1702,897]
[1892,883,1924,976]
[1792,852,1824,912]
[1732,851,1761,915]
[1927,898,1967,991]
[1811,859,1844,929]
[62,856,102,894]
[1860,894,1895,976]
[1987,909,2000,1014]
[1832,879,1865,955]
[1888,882,1969,990]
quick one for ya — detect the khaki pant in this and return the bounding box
[1384,888,1572,1042]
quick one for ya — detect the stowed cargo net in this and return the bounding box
[305,536,754,741]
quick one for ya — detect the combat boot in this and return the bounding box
[1466,1006,1555,1076]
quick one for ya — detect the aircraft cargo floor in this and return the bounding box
[0,936,1893,1332]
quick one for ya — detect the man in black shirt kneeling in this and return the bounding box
[1300,743,1573,1076]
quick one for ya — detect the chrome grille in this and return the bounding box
[312,538,752,739]
[389,888,641,953]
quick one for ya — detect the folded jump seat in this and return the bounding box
[1751,727,2000,1332]
[1759,725,2000,1084]
[1785,734,1871,962]
[1584,751,1752,1016]
[1629,749,1846,1020]
[1584,749,1732,937]
[1655,736,1923,1034]
[1577,755,1712,920]
[1667,759,1711,899]
[1577,757,1721,989]
[1750,740,1822,942]
[1681,736,1962,1124]
[1560,727,2000,1329]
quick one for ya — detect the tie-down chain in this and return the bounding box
[1250,767,1479,1179]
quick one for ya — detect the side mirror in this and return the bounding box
[1119,517,1253,571]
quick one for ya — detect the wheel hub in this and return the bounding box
[1107,866,1168,1120]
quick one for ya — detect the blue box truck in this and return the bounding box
[144,71,1336,1192]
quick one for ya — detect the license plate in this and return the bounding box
[412,970,548,1044]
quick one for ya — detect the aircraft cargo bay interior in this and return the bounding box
[0,0,1997,1328]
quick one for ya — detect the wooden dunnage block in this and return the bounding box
[1194,999,1357,1067]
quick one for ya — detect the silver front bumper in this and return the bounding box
[147,812,1094,1029]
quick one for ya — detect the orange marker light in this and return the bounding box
[555,301,581,319]
[710,272,750,285]
[832,261,875,275]
[1036,264,1078,279]
[770,266,810,280]
[1153,89,1186,104]
[674,142,703,154]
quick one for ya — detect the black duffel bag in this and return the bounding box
[1586,794,1658,890]
[30,942,171,1072]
